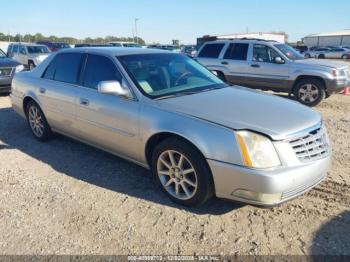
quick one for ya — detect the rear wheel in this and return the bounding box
[293,78,325,107]
[151,137,214,207]
[305,53,311,58]
[342,54,348,60]
[25,101,52,141]
[318,54,325,59]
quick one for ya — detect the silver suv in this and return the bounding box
[7,43,50,70]
[195,39,350,106]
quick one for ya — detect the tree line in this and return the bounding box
[0,32,146,45]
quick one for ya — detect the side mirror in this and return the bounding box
[97,80,133,99]
[274,57,285,64]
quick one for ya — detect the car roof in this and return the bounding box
[60,47,171,56]
[204,39,279,44]
[11,43,47,47]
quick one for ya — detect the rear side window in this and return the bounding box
[223,43,249,60]
[43,53,83,84]
[198,43,225,58]
[82,54,122,89]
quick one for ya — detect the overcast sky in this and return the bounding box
[1,0,349,44]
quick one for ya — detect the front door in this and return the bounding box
[76,54,141,160]
[245,44,290,91]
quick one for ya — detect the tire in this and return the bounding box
[318,54,325,59]
[215,71,227,82]
[28,61,35,71]
[151,137,214,207]
[342,55,348,60]
[293,78,326,107]
[25,101,53,141]
[305,54,311,58]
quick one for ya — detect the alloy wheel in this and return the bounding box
[157,150,198,200]
[28,105,44,137]
[298,84,319,103]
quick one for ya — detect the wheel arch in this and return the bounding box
[292,75,326,93]
[145,132,207,168]
[23,94,41,116]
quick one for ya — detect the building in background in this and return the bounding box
[197,32,287,48]
[303,30,350,47]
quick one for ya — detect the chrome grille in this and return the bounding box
[0,67,14,77]
[289,126,330,163]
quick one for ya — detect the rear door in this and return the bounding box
[244,44,290,90]
[76,54,141,160]
[39,52,83,136]
[219,42,250,86]
[196,42,226,70]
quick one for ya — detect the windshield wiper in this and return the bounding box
[155,91,198,100]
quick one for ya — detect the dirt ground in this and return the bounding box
[0,93,349,256]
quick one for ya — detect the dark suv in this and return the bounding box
[36,41,71,52]
[0,48,23,94]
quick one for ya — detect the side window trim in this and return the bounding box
[80,53,136,100]
[252,44,281,64]
[80,53,124,89]
[41,52,85,85]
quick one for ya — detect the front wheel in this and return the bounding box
[151,137,214,207]
[293,78,325,107]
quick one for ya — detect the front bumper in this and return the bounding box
[209,155,331,207]
[325,78,350,94]
[0,75,13,93]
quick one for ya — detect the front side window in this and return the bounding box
[43,53,83,84]
[27,46,50,54]
[223,43,249,60]
[82,54,122,89]
[274,44,304,60]
[253,44,280,63]
[119,53,225,99]
[198,43,225,58]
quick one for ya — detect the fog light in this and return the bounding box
[232,189,282,204]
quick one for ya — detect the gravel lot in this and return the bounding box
[0,93,349,255]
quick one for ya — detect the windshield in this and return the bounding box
[0,49,6,58]
[27,46,50,54]
[118,53,226,99]
[275,44,304,60]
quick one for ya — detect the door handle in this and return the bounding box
[39,87,46,94]
[251,64,260,68]
[221,61,229,65]
[80,98,89,106]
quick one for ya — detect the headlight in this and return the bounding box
[15,65,24,73]
[235,130,281,169]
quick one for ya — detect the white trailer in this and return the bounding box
[303,30,350,47]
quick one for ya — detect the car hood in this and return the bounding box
[156,87,321,140]
[0,57,20,67]
[293,58,348,69]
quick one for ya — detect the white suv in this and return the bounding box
[195,39,350,106]
[7,43,50,70]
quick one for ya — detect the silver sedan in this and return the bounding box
[10,48,331,207]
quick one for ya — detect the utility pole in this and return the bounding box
[134,18,139,44]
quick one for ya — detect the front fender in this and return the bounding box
[140,104,243,166]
